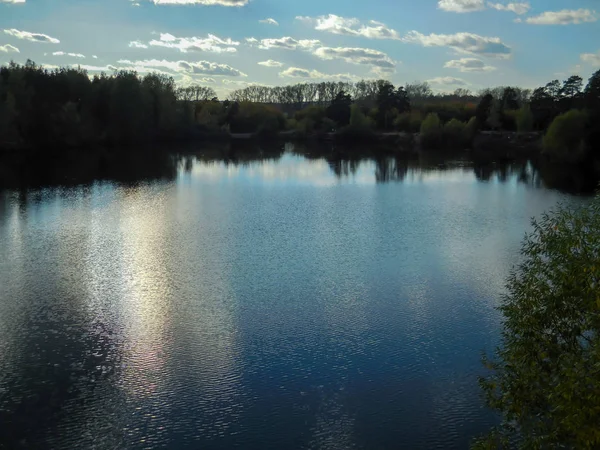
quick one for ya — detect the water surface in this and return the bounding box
[0,148,585,449]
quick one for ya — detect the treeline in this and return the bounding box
[0,60,599,164]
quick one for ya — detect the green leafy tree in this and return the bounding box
[474,194,600,449]
[501,87,519,111]
[337,104,375,140]
[326,90,352,127]
[0,91,19,146]
[376,82,410,130]
[108,70,149,143]
[475,93,494,129]
[585,70,600,104]
[560,75,583,99]
[530,86,557,131]
[515,104,533,133]
[419,112,442,149]
[348,103,373,130]
[544,79,562,100]
[542,109,588,163]
[142,73,178,137]
[443,118,470,148]
[487,99,502,130]
[584,70,600,151]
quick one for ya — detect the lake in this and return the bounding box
[0,145,587,449]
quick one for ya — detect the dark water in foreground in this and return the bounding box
[0,147,588,449]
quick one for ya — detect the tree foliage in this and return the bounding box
[419,112,443,149]
[376,82,410,130]
[337,104,375,140]
[475,194,600,449]
[543,109,588,163]
[443,118,471,149]
[326,90,352,127]
[515,105,533,133]
[475,94,494,129]
[1,61,600,154]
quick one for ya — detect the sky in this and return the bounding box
[1,0,599,97]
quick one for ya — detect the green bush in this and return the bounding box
[501,109,518,131]
[542,109,588,163]
[349,104,373,129]
[486,99,502,130]
[419,112,442,149]
[443,118,469,148]
[322,117,336,132]
[195,100,225,130]
[229,102,285,134]
[394,112,410,132]
[338,104,375,140]
[394,111,423,133]
[295,105,327,132]
[516,104,534,133]
[466,116,478,142]
[416,102,476,124]
[474,194,600,449]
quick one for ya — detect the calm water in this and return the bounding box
[0,147,585,449]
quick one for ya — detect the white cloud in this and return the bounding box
[129,40,148,49]
[279,67,323,78]
[403,31,511,58]
[0,0,25,3]
[279,67,358,81]
[259,18,279,26]
[487,2,530,15]
[313,46,396,70]
[63,63,172,76]
[92,55,98,59]
[118,58,247,76]
[439,0,529,14]
[52,51,85,58]
[221,79,254,86]
[258,59,284,67]
[3,29,60,44]
[581,51,600,67]
[427,76,468,86]
[444,57,496,72]
[296,14,400,40]
[147,32,239,53]
[136,0,248,5]
[177,74,217,87]
[249,36,321,51]
[525,9,597,25]
[76,64,118,72]
[0,44,19,53]
[438,0,485,13]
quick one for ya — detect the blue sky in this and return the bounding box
[1,0,599,96]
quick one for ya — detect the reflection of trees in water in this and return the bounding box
[476,160,542,186]
[374,157,409,183]
[471,159,597,192]
[327,158,361,178]
[193,142,285,169]
[1,143,596,194]
[472,160,546,189]
[0,150,180,190]
[474,164,495,182]
[323,153,594,193]
[534,160,599,194]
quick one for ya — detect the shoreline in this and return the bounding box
[0,130,543,157]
